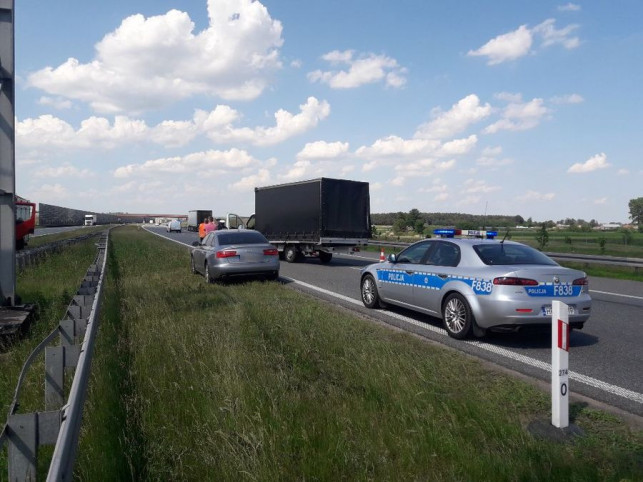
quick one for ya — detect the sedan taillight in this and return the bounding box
[493,277,539,286]
[573,277,588,285]
[216,250,237,258]
[263,248,279,256]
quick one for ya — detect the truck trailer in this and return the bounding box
[247,178,371,263]
[187,210,213,231]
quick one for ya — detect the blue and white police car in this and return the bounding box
[360,230,592,339]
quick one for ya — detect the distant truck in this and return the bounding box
[84,214,97,226]
[187,210,212,231]
[246,178,371,263]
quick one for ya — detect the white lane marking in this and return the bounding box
[283,275,643,405]
[589,290,643,301]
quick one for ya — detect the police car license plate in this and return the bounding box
[543,305,576,316]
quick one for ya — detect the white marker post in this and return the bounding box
[551,300,569,428]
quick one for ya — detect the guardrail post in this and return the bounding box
[551,300,570,428]
[7,413,37,481]
[45,346,64,410]
[7,411,61,481]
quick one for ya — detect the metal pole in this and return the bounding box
[0,0,16,306]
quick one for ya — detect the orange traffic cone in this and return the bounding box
[379,247,386,262]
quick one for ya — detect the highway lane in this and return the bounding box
[148,227,643,418]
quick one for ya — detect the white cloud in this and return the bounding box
[463,179,501,193]
[467,25,533,65]
[113,147,261,178]
[231,168,272,191]
[617,169,630,176]
[18,97,328,151]
[38,96,72,110]
[484,98,550,133]
[27,0,284,113]
[468,18,580,65]
[32,183,70,202]
[594,197,608,205]
[550,93,584,104]
[35,163,94,178]
[296,141,350,161]
[307,50,407,89]
[517,190,556,202]
[414,94,491,140]
[206,97,330,146]
[533,19,580,49]
[558,3,581,12]
[567,152,610,173]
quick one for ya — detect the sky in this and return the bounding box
[12,0,643,223]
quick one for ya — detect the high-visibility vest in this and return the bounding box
[198,222,206,238]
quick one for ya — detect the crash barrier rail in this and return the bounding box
[0,231,109,481]
[16,232,103,271]
[368,240,643,271]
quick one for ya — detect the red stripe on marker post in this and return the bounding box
[557,319,569,352]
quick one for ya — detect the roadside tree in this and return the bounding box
[629,197,643,231]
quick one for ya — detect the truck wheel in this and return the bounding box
[319,252,332,263]
[284,245,299,263]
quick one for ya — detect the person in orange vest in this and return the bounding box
[198,218,206,242]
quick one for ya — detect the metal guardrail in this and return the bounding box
[0,231,109,481]
[367,240,643,270]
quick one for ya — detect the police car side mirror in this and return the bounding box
[388,253,397,263]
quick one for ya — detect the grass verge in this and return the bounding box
[74,226,642,480]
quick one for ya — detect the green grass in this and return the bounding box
[0,238,100,477]
[27,225,109,248]
[72,226,642,481]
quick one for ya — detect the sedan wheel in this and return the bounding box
[361,274,386,309]
[204,262,214,283]
[442,293,473,339]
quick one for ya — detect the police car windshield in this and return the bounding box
[473,243,558,266]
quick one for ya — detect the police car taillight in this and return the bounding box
[572,277,588,285]
[493,277,539,286]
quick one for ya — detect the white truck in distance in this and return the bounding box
[84,214,97,226]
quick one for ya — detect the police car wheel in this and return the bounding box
[361,274,385,309]
[442,293,473,339]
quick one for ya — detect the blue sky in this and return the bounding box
[14,0,643,223]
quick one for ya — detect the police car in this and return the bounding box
[360,229,592,339]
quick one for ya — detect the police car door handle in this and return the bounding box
[438,273,448,279]
[405,270,415,275]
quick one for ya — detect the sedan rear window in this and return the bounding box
[217,231,269,246]
[473,243,558,266]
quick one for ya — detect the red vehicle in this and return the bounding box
[15,195,36,250]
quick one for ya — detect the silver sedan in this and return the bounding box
[360,237,592,339]
[191,230,280,282]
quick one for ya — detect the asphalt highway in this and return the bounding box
[150,226,643,420]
